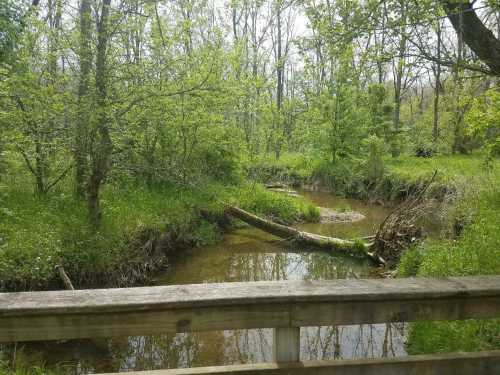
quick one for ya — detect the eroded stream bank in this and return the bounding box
[4,190,408,374]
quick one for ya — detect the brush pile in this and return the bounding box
[373,171,438,267]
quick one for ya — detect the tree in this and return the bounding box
[87,0,112,227]
[432,19,443,148]
[74,0,92,198]
[440,0,500,76]
[1,2,72,196]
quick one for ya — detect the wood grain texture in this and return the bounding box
[99,351,500,375]
[1,276,499,342]
[273,327,300,362]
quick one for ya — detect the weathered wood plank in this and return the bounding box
[273,327,300,362]
[99,351,500,375]
[0,277,499,342]
[2,277,499,316]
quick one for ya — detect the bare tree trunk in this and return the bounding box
[376,0,388,84]
[452,13,466,154]
[47,0,61,79]
[87,0,112,228]
[75,0,92,198]
[391,1,407,158]
[441,0,500,76]
[275,0,284,160]
[433,21,442,149]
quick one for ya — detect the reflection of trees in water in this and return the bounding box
[300,323,406,361]
[11,250,404,372]
[225,251,372,282]
[1,321,405,373]
[229,252,292,281]
[68,323,405,372]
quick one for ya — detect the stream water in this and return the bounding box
[8,190,407,374]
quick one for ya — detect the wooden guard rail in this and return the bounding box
[1,276,500,374]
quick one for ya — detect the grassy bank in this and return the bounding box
[247,153,499,199]
[398,188,500,354]
[0,173,319,292]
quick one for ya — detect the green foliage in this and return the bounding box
[225,183,320,224]
[399,190,500,354]
[1,0,500,363]
[367,84,393,141]
[386,153,500,184]
[466,88,500,161]
[352,239,368,256]
[363,135,386,183]
[396,245,423,277]
[417,191,500,277]
[407,320,500,354]
[246,153,321,186]
[0,0,27,65]
[0,349,59,375]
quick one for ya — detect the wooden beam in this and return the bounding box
[273,327,300,362]
[99,351,500,375]
[0,276,499,342]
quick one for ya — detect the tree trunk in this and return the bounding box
[75,0,92,198]
[274,0,284,160]
[391,1,407,158]
[433,21,442,148]
[87,0,112,228]
[34,137,46,195]
[452,13,466,154]
[441,0,500,76]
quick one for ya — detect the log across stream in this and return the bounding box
[225,206,386,265]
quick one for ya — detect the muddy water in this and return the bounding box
[9,191,407,374]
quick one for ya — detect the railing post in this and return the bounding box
[273,327,300,362]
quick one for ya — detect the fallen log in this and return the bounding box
[226,206,385,265]
[265,182,288,189]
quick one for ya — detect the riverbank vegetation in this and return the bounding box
[0,170,319,291]
[1,0,499,371]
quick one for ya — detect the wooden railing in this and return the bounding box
[1,276,500,374]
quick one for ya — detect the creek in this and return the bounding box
[12,190,407,373]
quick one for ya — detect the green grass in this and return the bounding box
[0,349,60,375]
[398,189,500,354]
[222,183,320,223]
[386,153,500,184]
[245,153,322,185]
[0,170,319,291]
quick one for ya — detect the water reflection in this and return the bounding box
[2,192,406,374]
[12,322,404,373]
